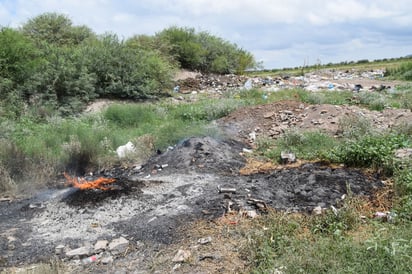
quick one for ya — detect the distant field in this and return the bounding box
[248,56,412,77]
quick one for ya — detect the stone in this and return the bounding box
[94,240,108,253]
[66,246,91,258]
[108,237,129,255]
[198,236,212,245]
[394,148,412,159]
[55,244,65,255]
[247,210,258,219]
[312,206,323,215]
[101,255,114,264]
[172,249,191,263]
[281,151,296,164]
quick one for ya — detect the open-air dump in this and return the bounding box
[1,69,412,273]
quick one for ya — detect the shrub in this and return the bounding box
[332,133,410,175]
[338,114,374,139]
[156,26,257,74]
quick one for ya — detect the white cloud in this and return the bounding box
[1,0,412,68]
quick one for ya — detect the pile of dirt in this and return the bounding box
[218,100,412,143]
[142,136,248,175]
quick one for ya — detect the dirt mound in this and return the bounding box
[219,100,412,143]
[143,136,248,175]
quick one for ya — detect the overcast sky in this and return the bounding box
[1,0,411,69]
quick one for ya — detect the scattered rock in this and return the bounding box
[198,236,212,245]
[94,240,108,253]
[312,206,323,215]
[394,148,412,159]
[101,255,114,264]
[246,210,258,219]
[108,237,129,255]
[66,246,91,258]
[172,249,191,263]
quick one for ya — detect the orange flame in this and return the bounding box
[64,172,116,191]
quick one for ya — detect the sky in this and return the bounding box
[1,0,412,69]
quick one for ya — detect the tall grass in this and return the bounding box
[386,62,412,80]
[247,208,412,273]
[0,97,247,190]
[259,130,339,163]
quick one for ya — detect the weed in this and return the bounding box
[338,114,375,139]
[357,92,387,111]
[386,61,412,80]
[311,192,361,237]
[332,133,410,175]
[104,103,158,127]
[170,98,243,121]
[275,130,338,162]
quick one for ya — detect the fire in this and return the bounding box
[64,172,116,191]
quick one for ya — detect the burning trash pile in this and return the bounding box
[64,173,116,191]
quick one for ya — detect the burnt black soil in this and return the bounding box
[0,136,384,269]
[62,178,144,207]
[143,136,248,175]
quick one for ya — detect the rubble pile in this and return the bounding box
[176,73,248,94]
[175,68,400,95]
[219,101,412,144]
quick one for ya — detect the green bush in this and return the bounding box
[156,26,257,74]
[83,34,175,99]
[338,114,375,139]
[332,133,410,175]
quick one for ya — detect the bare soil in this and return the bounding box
[1,70,411,273]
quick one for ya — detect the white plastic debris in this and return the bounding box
[116,141,136,158]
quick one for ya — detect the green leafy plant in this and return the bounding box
[332,133,410,175]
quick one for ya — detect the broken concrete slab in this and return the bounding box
[94,240,108,253]
[66,246,91,258]
[108,237,129,255]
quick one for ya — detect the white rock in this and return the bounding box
[312,206,323,215]
[94,240,108,253]
[247,210,258,219]
[101,255,114,264]
[172,249,191,263]
[108,237,129,255]
[66,246,91,258]
[198,236,212,245]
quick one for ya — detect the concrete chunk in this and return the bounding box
[108,237,129,255]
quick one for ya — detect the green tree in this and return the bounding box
[83,34,174,99]
[21,12,94,46]
[0,27,42,119]
[156,26,257,74]
[0,27,40,84]
[156,26,206,70]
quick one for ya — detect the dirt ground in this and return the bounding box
[1,70,411,273]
